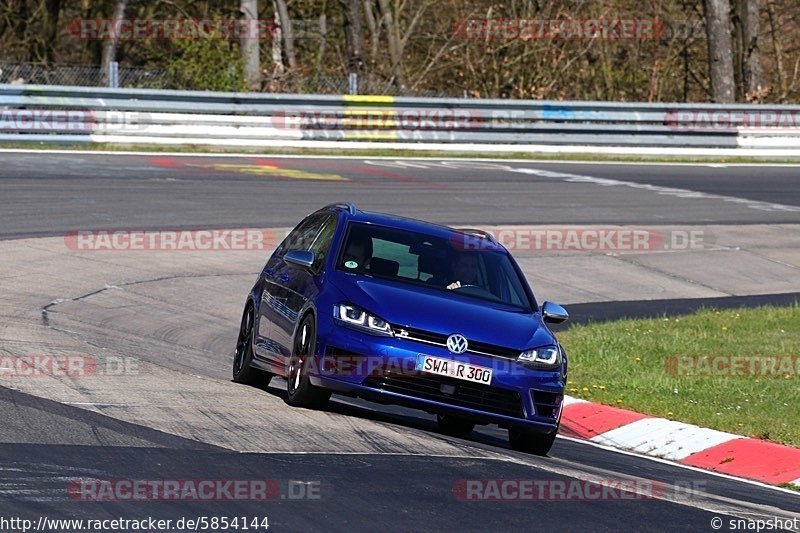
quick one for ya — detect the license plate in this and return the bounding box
[417,355,492,385]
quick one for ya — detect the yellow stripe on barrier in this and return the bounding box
[343,95,395,105]
[342,132,398,140]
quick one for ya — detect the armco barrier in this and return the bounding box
[1,84,799,153]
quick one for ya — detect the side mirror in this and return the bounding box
[542,301,569,324]
[284,250,314,269]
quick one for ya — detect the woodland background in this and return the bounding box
[0,0,798,102]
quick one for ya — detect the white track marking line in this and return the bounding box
[1,148,800,166]
[509,167,800,212]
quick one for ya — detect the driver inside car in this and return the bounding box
[341,232,372,271]
[445,253,479,290]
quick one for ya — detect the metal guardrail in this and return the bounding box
[1,84,799,152]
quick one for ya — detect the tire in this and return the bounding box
[508,426,558,456]
[286,314,331,408]
[437,414,476,435]
[232,304,272,386]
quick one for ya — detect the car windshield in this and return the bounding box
[336,222,534,310]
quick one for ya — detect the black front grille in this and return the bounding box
[363,372,525,418]
[531,390,563,418]
[393,326,521,360]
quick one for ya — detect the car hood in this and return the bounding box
[329,272,553,350]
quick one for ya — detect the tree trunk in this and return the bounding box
[741,0,763,100]
[270,0,284,76]
[703,0,736,103]
[339,0,364,75]
[377,0,405,91]
[765,0,786,101]
[363,0,380,59]
[275,0,296,69]
[704,0,736,102]
[101,0,128,87]
[240,0,261,91]
[317,13,328,70]
[42,0,62,63]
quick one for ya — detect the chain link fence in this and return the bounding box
[0,62,459,96]
[261,71,456,97]
[0,62,170,88]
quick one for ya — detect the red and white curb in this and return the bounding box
[560,396,800,488]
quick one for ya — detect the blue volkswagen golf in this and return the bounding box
[233,203,569,455]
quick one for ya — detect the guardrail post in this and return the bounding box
[348,73,358,95]
[108,61,119,88]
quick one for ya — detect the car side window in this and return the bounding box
[277,213,328,255]
[307,213,337,270]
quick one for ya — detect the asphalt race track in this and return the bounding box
[1,151,799,532]
[2,153,800,239]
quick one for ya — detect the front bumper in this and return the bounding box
[311,315,565,432]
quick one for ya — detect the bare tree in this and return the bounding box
[740,0,764,99]
[376,0,405,90]
[270,0,284,77]
[241,0,261,91]
[363,0,380,59]
[101,0,128,86]
[339,0,365,75]
[704,0,736,102]
[315,13,328,73]
[275,0,296,69]
[765,0,787,101]
[41,0,62,63]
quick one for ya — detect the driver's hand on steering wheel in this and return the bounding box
[446,281,461,290]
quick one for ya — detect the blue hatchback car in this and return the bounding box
[233,203,569,455]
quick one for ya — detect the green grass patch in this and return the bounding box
[2,142,800,164]
[558,304,800,447]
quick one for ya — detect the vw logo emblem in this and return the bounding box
[446,334,468,354]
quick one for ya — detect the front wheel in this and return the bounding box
[233,305,272,386]
[508,426,557,456]
[286,314,331,408]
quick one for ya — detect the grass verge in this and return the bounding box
[557,304,800,447]
[2,142,800,164]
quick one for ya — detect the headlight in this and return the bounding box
[518,345,562,367]
[334,304,393,336]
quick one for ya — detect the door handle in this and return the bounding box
[279,273,290,283]
[264,268,275,278]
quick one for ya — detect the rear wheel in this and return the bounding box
[286,314,331,408]
[437,414,476,435]
[233,305,272,386]
[508,427,557,456]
